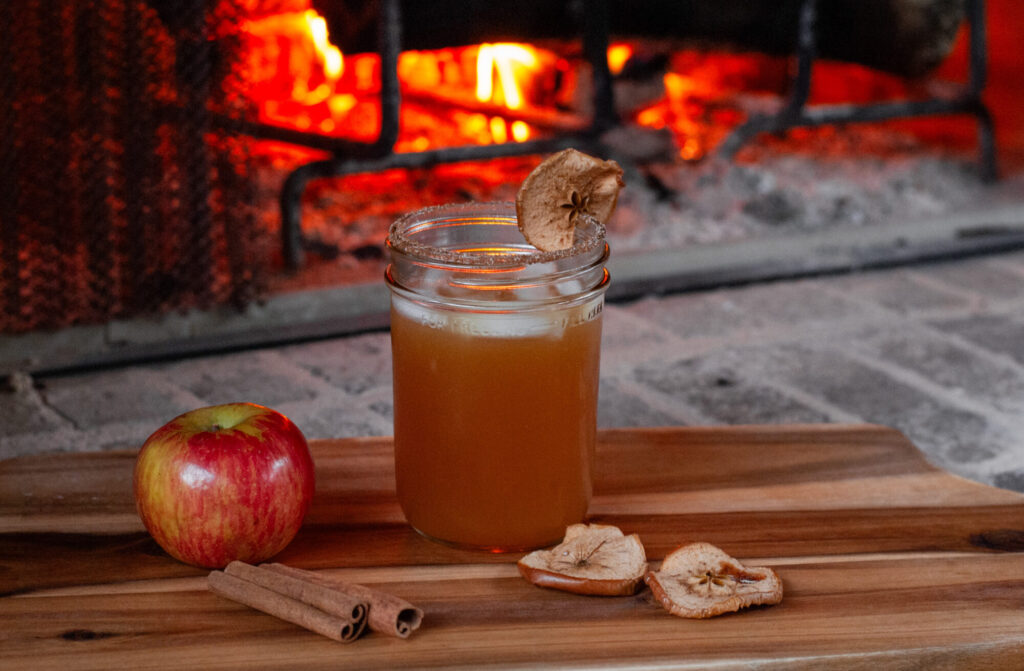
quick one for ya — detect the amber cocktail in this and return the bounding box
[385,202,609,551]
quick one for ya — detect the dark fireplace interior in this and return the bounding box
[3,0,1023,368]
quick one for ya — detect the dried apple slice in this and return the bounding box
[515,148,624,251]
[644,542,783,619]
[517,523,647,596]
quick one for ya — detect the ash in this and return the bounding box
[606,123,998,254]
[258,121,1016,292]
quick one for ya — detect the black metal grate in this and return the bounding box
[0,0,262,335]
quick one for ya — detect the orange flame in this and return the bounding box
[607,43,633,75]
[475,43,540,110]
[240,9,357,133]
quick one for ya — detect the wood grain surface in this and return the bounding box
[2,425,1023,669]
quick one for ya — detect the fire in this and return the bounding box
[239,8,551,147]
[397,41,547,146]
[607,44,634,75]
[236,6,725,161]
[475,43,540,110]
[304,12,342,84]
[240,9,356,133]
[636,72,709,160]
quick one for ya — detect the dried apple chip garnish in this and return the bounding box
[517,523,647,596]
[515,148,624,252]
[644,542,783,619]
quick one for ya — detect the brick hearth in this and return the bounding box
[4,248,1024,493]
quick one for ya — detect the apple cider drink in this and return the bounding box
[385,201,610,551]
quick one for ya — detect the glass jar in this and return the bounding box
[385,201,610,551]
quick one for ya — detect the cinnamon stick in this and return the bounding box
[264,563,424,639]
[207,570,366,643]
[224,561,368,634]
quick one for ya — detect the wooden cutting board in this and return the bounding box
[2,425,1023,670]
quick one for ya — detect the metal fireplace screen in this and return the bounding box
[0,0,261,335]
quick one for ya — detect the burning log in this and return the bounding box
[314,0,966,78]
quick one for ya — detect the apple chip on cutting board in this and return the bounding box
[517,523,647,596]
[645,542,783,619]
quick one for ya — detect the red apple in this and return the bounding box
[133,403,315,568]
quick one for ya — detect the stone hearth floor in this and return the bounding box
[4,248,1024,494]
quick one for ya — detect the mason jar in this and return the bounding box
[385,201,610,551]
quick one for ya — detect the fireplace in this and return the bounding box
[2,0,1022,371]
